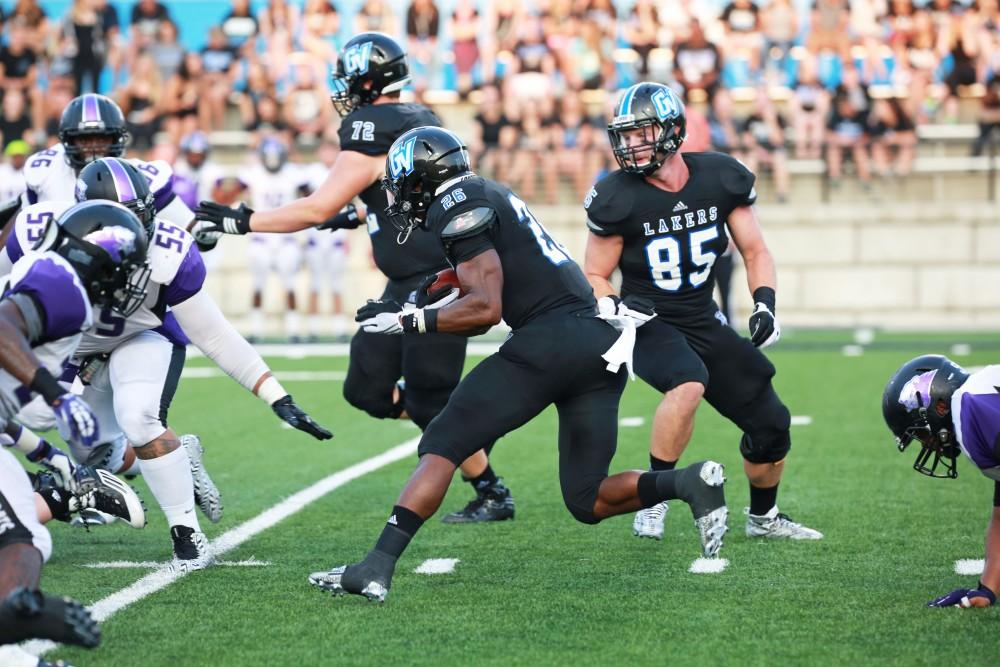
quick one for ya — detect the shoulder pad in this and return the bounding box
[440,206,497,241]
[14,201,73,257]
[584,171,635,231]
[22,145,67,189]
[717,154,757,205]
[149,218,196,285]
[129,159,175,199]
[339,105,391,155]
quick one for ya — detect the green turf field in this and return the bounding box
[28,339,999,666]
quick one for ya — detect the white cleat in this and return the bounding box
[70,468,146,529]
[181,434,223,524]
[745,506,823,540]
[686,461,729,558]
[168,526,214,573]
[632,502,668,540]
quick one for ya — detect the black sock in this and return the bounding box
[37,487,71,523]
[373,505,425,561]
[469,464,498,492]
[637,470,680,507]
[649,455,676,472]
[749,483,779,516]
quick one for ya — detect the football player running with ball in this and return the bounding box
[195,33,515,523]
[584,83,822,542]
[307,127,729,603]
[883,355,1000,608]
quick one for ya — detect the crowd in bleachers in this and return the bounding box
[0,0,998,203]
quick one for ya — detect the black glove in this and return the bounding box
[318,204,364,231]
[272,395,332,440]
[621,295,656,317]
[414,273,458,309]
[748,286,780,348]
[194,201,254,235]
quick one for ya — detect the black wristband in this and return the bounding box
[752,286,776,312]
[400,312,419,333]
[30,367,64,406]
[424,308,438,333]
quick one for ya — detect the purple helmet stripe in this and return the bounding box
[104,159,137,202]
[81,94,101,123]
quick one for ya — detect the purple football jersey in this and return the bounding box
[5,253,92,342]
[952,366,1000,480]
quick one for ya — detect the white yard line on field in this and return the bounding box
[24,436,421,658]
[790,416,813,426]
[83,558,272,569]
[414,558,460,575]
[186,341,505,359]
[619,417,646,427]
[954,559,985,576]
[181,368,347,381]
[688,558,729,574]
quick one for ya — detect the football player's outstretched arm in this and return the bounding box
[583,231,624,298]
[0,299,44,384]
[196,151,383,235]
[727,205,776,293]
[983,500,1000,595]
[169,291,332,440]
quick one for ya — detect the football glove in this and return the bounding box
[928,584,996,608]
[271,395,333,440]
[194,201,254,235]
[415,273,460,309]
[356,299,405,335]
[597,294,657,328]
[318,204,364,231]
[24,441,77,493]
[52,394,100,451]
[190,219,223,252]
[748,287,780,348]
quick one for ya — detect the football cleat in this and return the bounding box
[745,506,824,540]
[632,501,668,540]
[181,434,223,524]
[441,480,515,524]
[0,644,80,667]
[677,461,728,558]
[69,467,146,529]
[309,551,396,602]
[168,525,214,573]
[0,587,100,648]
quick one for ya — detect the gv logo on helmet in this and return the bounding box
[388,137,417,179]
[651,88,682,121]
[343,41,374,75]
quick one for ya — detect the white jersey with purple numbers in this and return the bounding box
[20,143,192,227]
[246,164,305,246]
[76,218,204,356]
[0,201,75,276]
[952,365,1000,482]
[0,252,92,422]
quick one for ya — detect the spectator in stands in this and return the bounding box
[564,18,615,90]
[130,0,171,60]
[259,0,299,41]
[0,89,32,150]
[41,85,73,140]
[201,26,239,130]
[282,56,331,144]
[720,0,763,73]
[406,0,441,91]
[549,90,598,202]
[578,0,617,41]
[117,52,164,155]
[244,94,291,147]
[148,19,184,83]
[971,76,1000,156]
[739,90,791,202]
[836,63,872,117]
[894,8,940,122]
[0,19,41,134]
[221,0,260,50]
[92,0,122,85]
[163,51,205,145]
[790,54,830,159]
[511,99,552,202]
[869,97,917,177]
[471,84,518,184]
[761,0,799,77]
[673,20,722,99]
[807,0,851,59]
[0,139,29,202]
[449,0,480,97]
[623,0,661,76]
[506,15,557,103]
[826,89,873,187]
[941,7,984,121]
[706,88,740,152]
[299,0,340,62]
[64,0,111,94]
[483,0,527,83]
[354,0,397,37]
[8,0,47,46]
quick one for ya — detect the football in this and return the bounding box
[429,268,465,296]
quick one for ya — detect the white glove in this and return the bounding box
[597,295,657,328]
[191,220,223,251]
[42,450,78,493]
[360,312,404,334]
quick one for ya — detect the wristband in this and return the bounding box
[752,286,776,312]
[257,375,288,406]
[30,367,64,406]
[400,309,437,334]
[978,581,997,604]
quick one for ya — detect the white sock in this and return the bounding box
[249,308,264,339]
[284,311,300,339]
[138,446,200,531]
[309,314,322,337]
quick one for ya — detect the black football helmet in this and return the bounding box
[330,32,410,117]
[381,126,472,238]
[258,138,289,173]
[58,94,130,172]
[48,201,151,317]
[76,158,156,235]
[607,82,686,175]
[882,355,970,479]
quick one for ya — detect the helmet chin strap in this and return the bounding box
[396,225,413,245]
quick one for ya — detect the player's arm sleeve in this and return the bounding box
[157,190,197,227]
[0,247,13,277]
[583,179,628,237]
[439,206,498,265]
[721,157,757,207]
[170,290,280,399]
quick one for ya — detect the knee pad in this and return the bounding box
[739,393,791,464]
[565,502,600,525]
[342,381,402,420]
[403,386,452,431]
[561,478,603,525]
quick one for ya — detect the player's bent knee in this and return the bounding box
[404,388,452,431]
[565,502,600,525]
[119,413,167,450]
[342,381,401,420]
[667,381,706,408]
[739,430,791,464]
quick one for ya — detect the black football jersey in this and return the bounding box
[338,102,449,284]
[424,176,595,330]
[585,152,756,320]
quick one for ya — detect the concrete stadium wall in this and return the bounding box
[202,200,1000,335]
